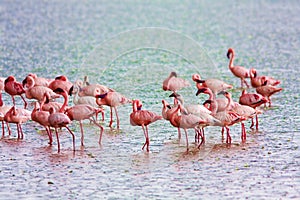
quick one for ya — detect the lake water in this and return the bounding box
[0,1,299,199]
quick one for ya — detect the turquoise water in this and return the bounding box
[0,1,299,199]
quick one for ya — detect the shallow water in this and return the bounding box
[0,0,299,199]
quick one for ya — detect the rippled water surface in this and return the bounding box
[0,1,299,199]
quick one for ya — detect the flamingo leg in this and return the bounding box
[91,117,104,144]
[177,127,181,141]
[46,126,52,145]
[55,128,60,153]
[65,126,76,152]
[19,124,24,139]
[20,94,27,109]
[145,125,150,152]
[79,121,84,146]
[2,121,4,138]
[109,107,113,128]
[16,124,20,139]
[141,125,148,151]
[114,107,120,129]
[256,114,259,130]
[244,79,250,88]
[184,129,189,152]
[250,118,254,129]
[197,128,205,148]
[241,122,246,142]
[221,127,225,142]
[225,126,231,144]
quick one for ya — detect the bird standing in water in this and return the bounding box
[130,99,162,152]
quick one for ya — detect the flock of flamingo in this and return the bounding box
[0,48,282,153]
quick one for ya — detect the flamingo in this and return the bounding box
[4,106,31,139]
[48,88,75,153]
[64,104,104,146]
[192,74,233,99]
[239,90,268,130]
[249,68,280,88]
[71,84,104,121]
[95,91,132,129]
[227,48,250,88]
[203,98,245,144]
[197,88,245,143]
[255,81,282,107]
[22,73,52,88]
[169,92,223,145]
[222,91,262,141]
[48,75,73,95]
[31,101,52,145]
[169,104,208,151]
[4,76,27,109]
[162,99,184,140]
[24,75,60,102]
[130,99,162,152]
[0,105,12,137]
[162,72,190,103]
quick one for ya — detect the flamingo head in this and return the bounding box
[4,76,16,84]
[169,71,178,78]
[227,48,234,59]
[192,74,201,82]
[95,92,108,99]
[196,87,210,96]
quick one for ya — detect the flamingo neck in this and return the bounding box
[132,100,138,112]
[225,95,233,111]
[209,99,218,115]
[169,105,181,127]
[59,92,68,113]
[229,52,234,69]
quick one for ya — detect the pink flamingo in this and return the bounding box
[249,68,280,88]
[24,75,60,102]
[203,98,245,144]
[192,74,233,99]
[48,88,75,153]
[95,91,132,129]
[256,81,282,107]
[222,91,261,141]
[227,48,250,88]
[22,73,52,88]
[4,106,31,139]
[239,90,268,130]
[4,76,27,109]
[64,104,104,146]
[31,101,52,145]
[169,104,208,151]
[71,84,104,121]
[130,99,162,152]
[162,72,190,103]
[162,99,184,140]
[48,75,73,95]
[169,92,222,145]
[0,105,12,137]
